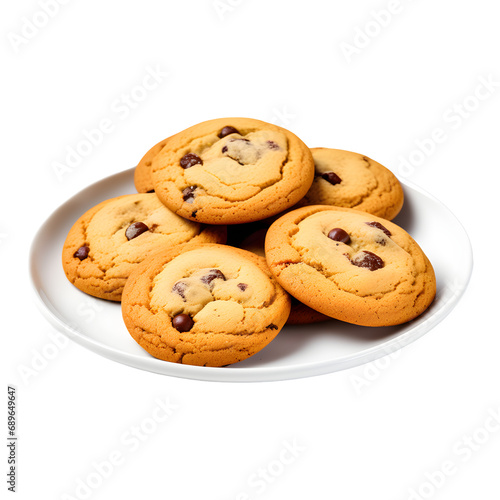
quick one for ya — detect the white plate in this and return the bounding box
[29,169,473,382]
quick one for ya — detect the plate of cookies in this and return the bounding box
[30,118,472,382]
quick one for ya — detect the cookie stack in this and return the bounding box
[62,117,436,367]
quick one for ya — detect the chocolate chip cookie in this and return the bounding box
[239,228,329,325]
[62,193,226,301]
[299,148,404,220]
[151,117,315,224]
[265,206,435,326]
[121,244,291,366]
[134,137,170,193]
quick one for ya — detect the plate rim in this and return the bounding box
[29,168,474,383]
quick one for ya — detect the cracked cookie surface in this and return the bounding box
[121,244,291,366]
[298,148,404,220]
[239,228,329,325]
[265,206,435,326]
[151,117,315,224]
[134,137,170,193]
[62,194,226,301]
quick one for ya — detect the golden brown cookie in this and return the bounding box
[134,138,170,193]
[62,194,226,301]
[299,148,404,220]
[265,206,435,327]
[239,228,329,325]
[151,117,315,224]
[121,244,291,367]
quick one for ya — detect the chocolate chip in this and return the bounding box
[218,126,240,138]
[125,222,149,240]
[74,246,90,260]
[191,210,198,218]
[321,172,342,185]
[267,323,279,330]
[237,283,248,291]
[328,228,351,244]
[180,153,203,169]
[365,221,392,237]
[267,140,280,150]
[222,145,228,153]
[172,314,194,332]
[376,237,386,246]
[201,269,226,288]
[172,282,187,300]
[182,186,196,203]
[351,251,384,271]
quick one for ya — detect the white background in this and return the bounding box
[2,0,500,498]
